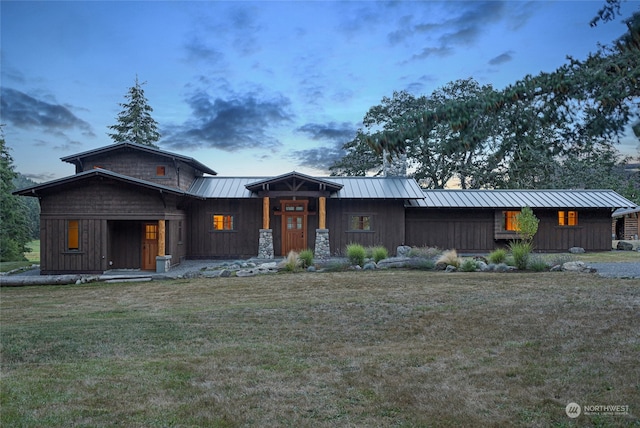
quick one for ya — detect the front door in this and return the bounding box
[281,201,308,255]
[142,223,158,270]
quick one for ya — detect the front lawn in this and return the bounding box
[1,271,638,426]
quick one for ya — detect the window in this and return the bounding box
[213,214,234,230]
[178,220,183,244]
[558,211,578,226]
[68,220,79,250]
[145,224,158,239]
[156,166,166,176]
[503,211,520,231]
[350,215,371,231]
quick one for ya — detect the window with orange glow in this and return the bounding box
[213,215,234,230]
[156,166,166,176]
[503,211,520,231]
[68,220,79,250]
[558,211,578,226]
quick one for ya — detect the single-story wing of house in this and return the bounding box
[14,142,637,274]
[612,207,640,240]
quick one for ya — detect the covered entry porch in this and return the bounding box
[245,173,343,258]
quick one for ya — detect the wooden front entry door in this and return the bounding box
[281,201,308,255]
[142,223,158,270]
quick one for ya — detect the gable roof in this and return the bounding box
[245,171,343,192]
[13,168,201,198]
[408,189,636,209]
[60,142,218,176]
[188,175,425,199]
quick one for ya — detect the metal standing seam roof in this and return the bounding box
[187,176,426,199]
[411,189,637,209]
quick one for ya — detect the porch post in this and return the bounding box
[158,219,166,256]
[156,219,172,273]
[263,197,270,229]
[319,196,326,229]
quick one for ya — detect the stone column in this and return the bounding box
[258,229,274,259]
[314,229,330,259]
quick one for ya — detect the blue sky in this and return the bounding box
[1,0,638,182]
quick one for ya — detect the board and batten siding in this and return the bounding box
[326,199,406,255]
[532,209,612,251]
[40,218,107,274]
[405,207,614,252]
[187,199,263,258]
[405,209,495,252]
[38,179,187,273]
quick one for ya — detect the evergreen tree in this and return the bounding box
[108,76,161,147]
[0,132,31,261]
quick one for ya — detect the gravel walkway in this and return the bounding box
[588,262,640,279]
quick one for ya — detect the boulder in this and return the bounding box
[569,247,585,254]
[363,262,377,270]
[445,265,457,273]
[562,261,594,273]
[617,241,634,251]
[396,245,412,258]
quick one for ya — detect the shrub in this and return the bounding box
[528,255,549,272]
[346,243,366,267]
[460,258,478,272]
[488,248,508,264]
[509,240,533,270]
[298,249,314,268]
[370,246,389,263]
[436,249,461,268]
[514,206,540,242]
[279,250,301,272]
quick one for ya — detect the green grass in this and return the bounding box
[0,240,40,272]
[1,271,639,427]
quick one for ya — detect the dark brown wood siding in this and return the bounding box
[40,218,107,274]
[405,209,495,252]
[77,151,200,191]
[406,208,614,252]
[187,199,262,258]
[532,209,612,251]
[38,178,187,273]
[326,199,406,256]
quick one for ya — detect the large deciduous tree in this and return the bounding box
[108,76,161,147]
[0,133,31,261]
[361,6,638,194]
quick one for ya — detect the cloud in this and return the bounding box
[396,1,524,60]
[296,122,357,145]
[289,142,347,172]
[0,87,93,133]
[184,37,226,64]
[291,122,357,171]
[162,91,294,151]
[489,50,515,65]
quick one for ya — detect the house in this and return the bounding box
[612,207,640,240]
[14,142,637,274]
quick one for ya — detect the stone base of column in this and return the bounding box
[314,229,330,259]
[156,255,172,273]
[257,229,274,259]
